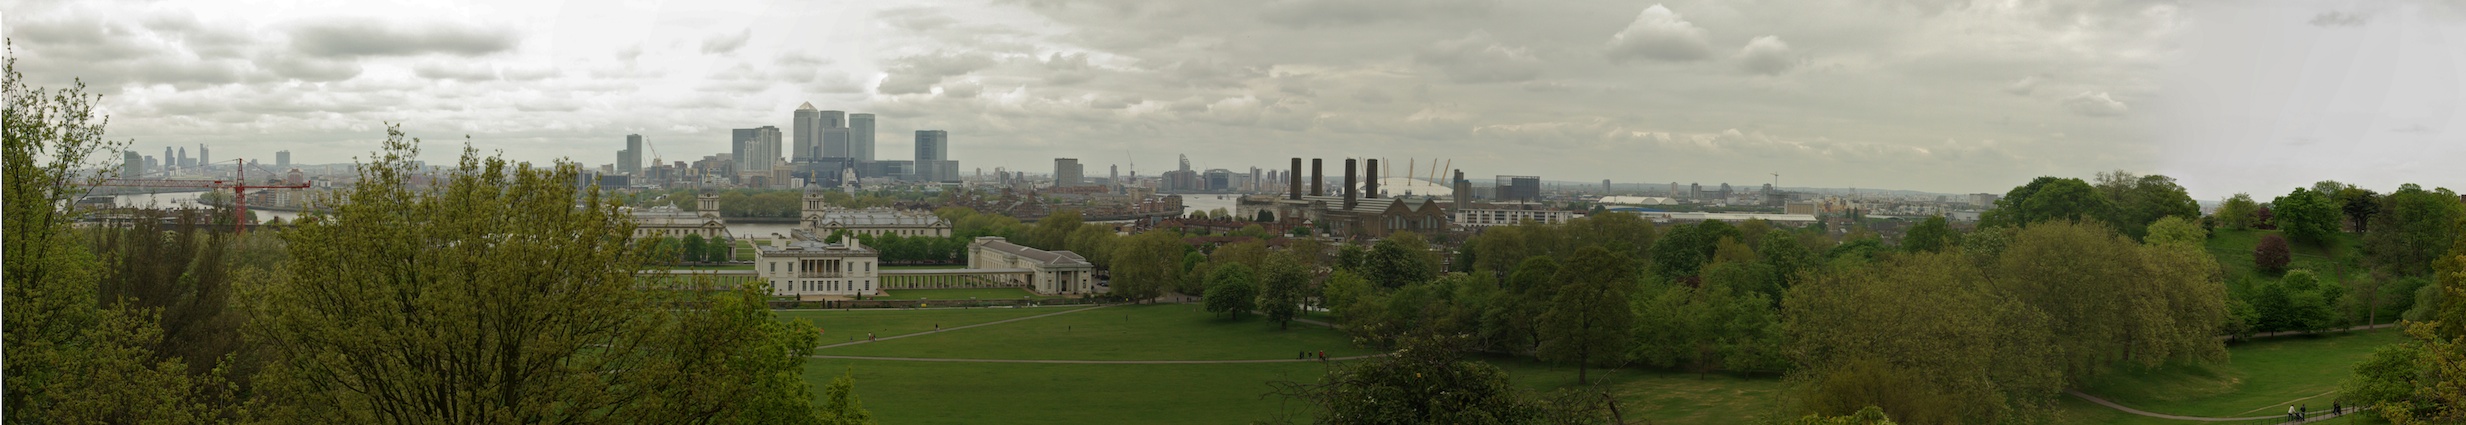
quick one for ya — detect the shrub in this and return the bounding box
[2255,234,2292,275]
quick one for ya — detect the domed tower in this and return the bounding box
[696,189,719,220]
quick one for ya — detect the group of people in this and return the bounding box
[2289,402,2345,422]
[1295,350,1327,361]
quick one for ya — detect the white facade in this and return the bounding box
[801,191,952,237]
[630,193,727,239]
[967,237,1098,295]
[1453,208,1582,228]
[757,236,881,298]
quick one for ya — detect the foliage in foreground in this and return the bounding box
[1265,335,1606,425]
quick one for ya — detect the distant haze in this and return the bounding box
[7,0,2460,198]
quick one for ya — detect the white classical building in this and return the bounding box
[631,192,726,239]
[755,232,881,298]
[967,236,1099,295]
[800,190,952,237]
[1452,208,1583,228]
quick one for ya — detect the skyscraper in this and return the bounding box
[819,110,849,158]
[275,150,291,170]
[731,128,757,172]
[849,113,876,161]
[122,151,145,178]
[178,147,189,168]
[619,134,643,177]
[164,147,175,170]
[792,103,820,162]
[198,144,210,170]
[737,126,782,174]
[914,130,952,182]
[1054,158,1083,187]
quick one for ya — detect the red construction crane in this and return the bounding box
[95,158,310,234]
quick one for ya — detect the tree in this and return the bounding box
[2364,184,2466,276]
[683,234,709,263]
[2275,269,2342,333]
[1980,176,2114,229]
[1365,232,1439,288]
[1785,253,2060,424]
[1203,263,1260,320]
[2335,186,2382,233]
[816,371,879,425]
[1260,253,1309,330]
[1994,221,2226,384]
[2145,216,2206,248]
[2096,171,2200,239]
[1271,335,1573,425]
[251,128,839,423]
[2256,234,2293,275]
[1900,215,1958,253]
[2274,188,2342,247]
[2217,193,2260,230]
[6,49,225,423]
[1538,246,1638,384]
[708,237,736,262]
[1107,231,1184,302]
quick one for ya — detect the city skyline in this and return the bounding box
[8,0,2462,200]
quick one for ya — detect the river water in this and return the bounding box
[107,191,805,238]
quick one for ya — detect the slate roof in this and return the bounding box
[974,238,1089,267]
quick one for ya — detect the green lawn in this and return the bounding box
[820,304,1375,361]
[805,359,1334,425]
[2207,228,2363,282]
[2064,328,2401,422]
[1490,357,1789,424]
[775,307,1061,344]
[873,288,1061,300]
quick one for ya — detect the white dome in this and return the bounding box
[1359,177,1452,197]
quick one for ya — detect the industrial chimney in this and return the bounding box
[1289,157,1303,200]
[1311,159,1324,197]
[1365,159,1380,199]
[1343,159,1358,211]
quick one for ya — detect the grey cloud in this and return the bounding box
[500,66,559,81]
[259,55,363,82]
[879,7,959,32]
[615,45,644,62]
[878,73,939,95]
[2004,76,2042,95]
[1042,52,1096,85]
[702,28,752,55]
[1352,88,1392,104]
[2061,91,2128,117]
[941,81,985,98]
[1520,81,1573,92]
[414,62,499,81]
[289,19,518,57]
[891,51,999,77]
[2309,11,2367,27]
[1256,0,1493,29]
[1734,36,1796,75]
[1416,31,1541,83]
[1164,59,1267,88]
[1605,4,1713,62]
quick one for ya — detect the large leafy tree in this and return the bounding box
[1259,253,1309,330]
[2095,171,2200,239]
[250,128,843,423]
[5,49,226,423]
[2364,184,2466,276]
[1980,177,2114,229]
[1202,263,1260,320]
[1899,215,1958,254]
[1106,230,1184,302]
[1270,335,1588,425]
[1785,253,2058,424]
[1992,221,2227,384]
[1538,246,1638,384]
[1365,232,1439,288]
[2273,188,2343,247]
[2216,193,2261,230]
[2341,213,2466,423]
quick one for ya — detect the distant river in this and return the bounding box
[107,191,803,238]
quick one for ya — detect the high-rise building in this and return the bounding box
[198,144,210,170]
[913,130,953,182]
[792,103,820,161]
[164,147,175,170]
[619,134,643,177]
[1054,158,1083,187]
[1109,164,1119,187]
[849,113,876,161]
[276,150,291,170]
[178,147,190,168]
[122,151,145,178]
[819,110,849,158]
[736,126,781,175]
[732,128,759,173]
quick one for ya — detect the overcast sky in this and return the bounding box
[7,0,2461,199]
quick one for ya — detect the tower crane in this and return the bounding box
[92,158,311,234]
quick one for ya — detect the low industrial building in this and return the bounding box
[1266,158,1451,238]
[967,236,1099,295]
[1453,208,1582,228]
[755,231,881,299]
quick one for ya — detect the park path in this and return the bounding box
[2229,323,2400,341]
[813,305,1111,350]
[2067,390,2369,423]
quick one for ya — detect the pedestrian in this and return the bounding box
[2334,401,2341,416]
[2300,404,2307,421]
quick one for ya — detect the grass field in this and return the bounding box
[804,359,1335,425]
[776,307,1062,343]
[820,304,1375,361]
[1490,357,1790,424]
[2058,328,2401,424]
[2207,228,2364,283]
[873,288,1061,300]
